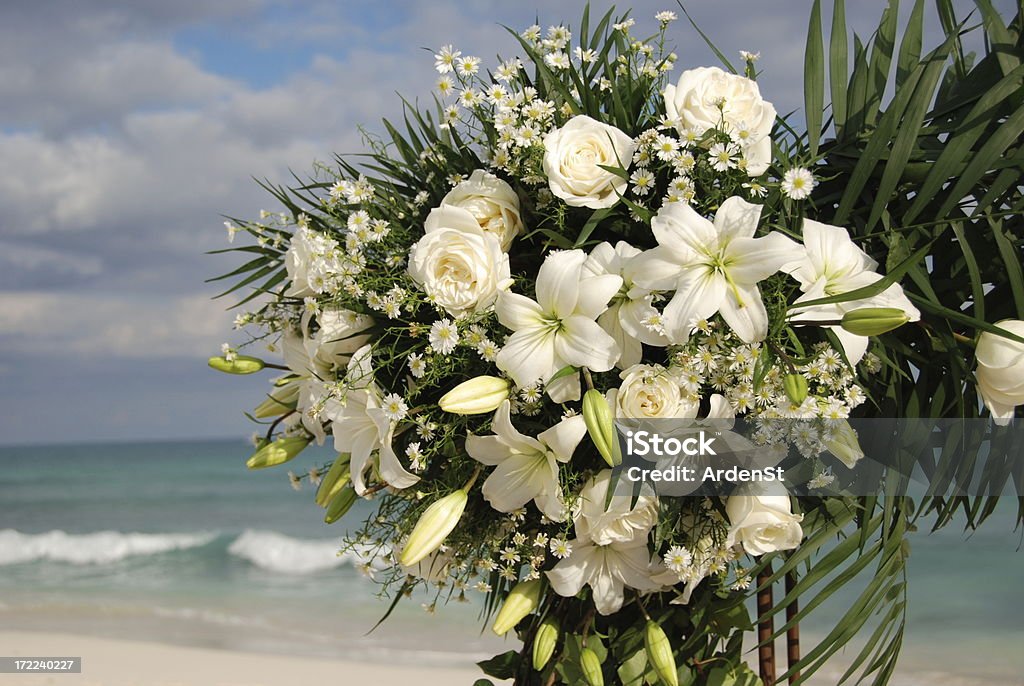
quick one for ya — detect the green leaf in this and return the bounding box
[804,0,825,157]
[829,0,849,130]
[476,651,520,680]
[990,217,1024,319]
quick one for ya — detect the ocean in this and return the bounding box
[1,440,1021,683]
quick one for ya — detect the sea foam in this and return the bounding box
[0,529,216,565]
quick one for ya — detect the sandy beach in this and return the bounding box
[0,632,493,686]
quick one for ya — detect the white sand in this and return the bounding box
[0,632,493,686]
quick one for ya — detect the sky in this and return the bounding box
[0,0,1014,445]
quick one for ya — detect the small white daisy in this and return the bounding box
[781,167,817,200]
[428,319,459,355]
[381,393,408,421]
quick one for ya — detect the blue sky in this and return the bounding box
[0,0,1013,444]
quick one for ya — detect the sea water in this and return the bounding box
[0,440,1021,682]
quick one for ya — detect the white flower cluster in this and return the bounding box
[222,14,932,623]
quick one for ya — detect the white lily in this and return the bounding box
[321,345,419,495]
[583,241,669,368]
[633,197,802,344]
[787,219,920,364]
[495,249,622,402]
[466,400,585,521]
[546,470,661,615]
[279,308,374,444]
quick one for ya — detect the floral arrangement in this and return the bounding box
[210,3,1023,685]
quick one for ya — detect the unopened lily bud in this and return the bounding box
[246,436,310,469]
[208,354,265,375]
[824,419,864,468]
[315,454,352,507]
[580,648,604,686]
[644,621,678,686]
[840,307,910,336]
[439,376,510,414]
[399,489,468,566]
[491,579,542,635]
[324,484,358,523]
[583,389,619,467]
[532,616,559,670]
[783,373,809,405]
[253,382,300,418]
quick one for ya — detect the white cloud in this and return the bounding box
[0,291,234,359]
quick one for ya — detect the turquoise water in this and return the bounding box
[0,440,1021,682]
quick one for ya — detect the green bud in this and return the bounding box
[783,373,809,405]
[491,579,542,635]
[840,307,910,336]
[580,648,604,686]
[644,621,678,686]
[439,376,510,415]
[324,484,358,523]
[253,381,300,418]
[315,454,352,508]
[532,616,559,671]
[246,436,310,469]
[399,489,468,567]
[583,389,619,467]
[208,355,265,375]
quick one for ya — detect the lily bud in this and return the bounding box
[253,382,300,418]
[580,648,604,686]
[644,621,679,686]
[491,579,542,635]
[532,616,559,670]
[324,484,358,523]
[399,489,468,566]
[583,389,619,467]
[246,436,310,469]
[315,454,352,507]
[840,307,910,336]
[783,373,809,405]
[208,354,265,375]
[439,376,510,414]
[824,419,864,469]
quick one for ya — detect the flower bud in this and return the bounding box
[840,307,910,336]
[315,454,352,507]
[783,373,808,405]
[492,579,542,635]
[439,376,510,415]
[580,648,604,686]
[253,382,300,418]
[824,420,864,469]
[208,354,265,375]
[399,489,468,566]
[324,484,358,524]
[246,436,310,469]
[644,621,678,686]
[583,389,619,467]
[532,616,559,670]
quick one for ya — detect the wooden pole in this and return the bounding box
[785,571,800,684]
[757,565,775,686]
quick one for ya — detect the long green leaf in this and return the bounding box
[805,0,826,157]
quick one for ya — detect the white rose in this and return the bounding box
[408,206,511,317]
[608,363,695,419]
[664,66,776,176]
[442,170,523,250]
[725,485,803,556]
[975,319,1024,425]
[543,115,636,209]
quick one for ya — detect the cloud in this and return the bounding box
[0,291,233,358]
